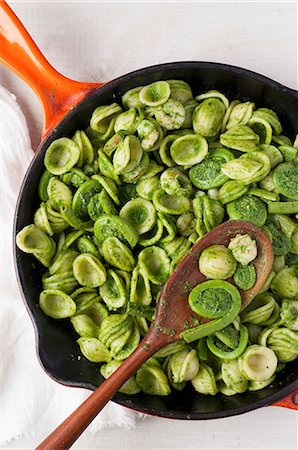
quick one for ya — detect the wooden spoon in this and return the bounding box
[37,220,273,450]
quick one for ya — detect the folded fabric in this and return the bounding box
[0,85,142,444]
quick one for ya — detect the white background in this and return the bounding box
[1,1,297,449]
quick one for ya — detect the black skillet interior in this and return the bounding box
[14,62,298,419]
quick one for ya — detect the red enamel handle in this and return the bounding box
[0,0,103,140]
[273,389,298,410]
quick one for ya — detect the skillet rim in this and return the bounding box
[13,61,298,419]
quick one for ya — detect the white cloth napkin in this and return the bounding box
[0,85,143,445]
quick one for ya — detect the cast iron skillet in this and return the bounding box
[1,1,297,418]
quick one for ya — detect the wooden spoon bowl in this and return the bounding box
[37,220,273,450]
[155,219,274,344]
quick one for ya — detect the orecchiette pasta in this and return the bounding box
[16,80,298,398]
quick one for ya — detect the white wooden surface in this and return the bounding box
[1,1,297,449]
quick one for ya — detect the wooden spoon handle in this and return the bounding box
[36,336,159,450]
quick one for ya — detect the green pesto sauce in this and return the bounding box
[189,156,226,189]
[183,281,193,294]
[73,180,101,220]
[105,277,119,298]
[265,219,292,256]
[273,163,298,199]
[182,320,191,330]
[149,86,161,102]
[228,194,267,227]
[154,322,176,336]
[118,183,138,206]
[129,207,148,225]
[235,195,263,217]
[160,326,176,336]
[194,288,232,317]
[191,316,201,326]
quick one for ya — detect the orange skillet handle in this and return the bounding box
[0,0,103,140]
[272,389,298,410]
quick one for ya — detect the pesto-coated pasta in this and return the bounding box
[220,359,248,394]
[16,81,298,398]
[198,244,237,279]
[233,264,256,291]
